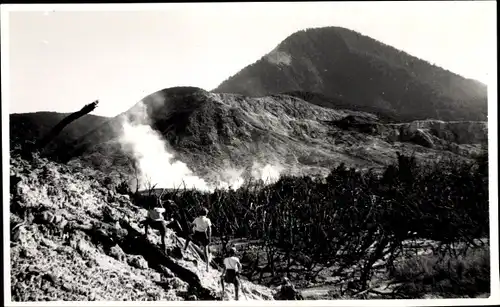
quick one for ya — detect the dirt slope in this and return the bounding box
[9,155,274,301]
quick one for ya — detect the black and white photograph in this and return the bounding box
[2,2,498,305]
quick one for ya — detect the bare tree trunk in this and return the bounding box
[36,100,99,156]
[286,213,293,277]
[359,236,389,290]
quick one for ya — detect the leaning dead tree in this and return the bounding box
[37,100,99,151]
[22,100,99,160]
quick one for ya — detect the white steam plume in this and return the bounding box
[118,100,285,191]
[214,168,246,190]
[118,101,211,191]
[251,162,284,184]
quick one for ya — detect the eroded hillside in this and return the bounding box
[63,87,487,189]
[9,155,274,301]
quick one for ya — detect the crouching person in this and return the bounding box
[221,247,242,300]
[274,277,304,300]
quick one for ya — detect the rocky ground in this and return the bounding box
[9,154,274,302]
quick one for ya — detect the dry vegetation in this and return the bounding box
[122,149,490,299]
[9,142,489,301]
[389,245,490,298]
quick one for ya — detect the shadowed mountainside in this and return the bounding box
[213,27,488,122]
[9,111,109,154]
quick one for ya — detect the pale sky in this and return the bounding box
[2,2,497,117]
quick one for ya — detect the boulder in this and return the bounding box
[108,244,126,262]
[127,255,149,269]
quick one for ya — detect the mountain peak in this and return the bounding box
[213,26,487,122]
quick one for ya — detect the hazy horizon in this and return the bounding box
[2,2,497,117]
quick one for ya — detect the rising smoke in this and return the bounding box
[118,101,212,191]
[118,100,284,192]
[251,162,284,184]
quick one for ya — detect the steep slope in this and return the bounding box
[59,87,487,189]
[9,111,109,153]
[281,91,402,123]
[9,155,274,301]
[213,27,488,122]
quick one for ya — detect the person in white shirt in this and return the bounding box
[184,207,212,271]
[143,198,175,252]
[221,247,242,300]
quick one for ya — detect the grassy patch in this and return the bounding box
[390,245,490,298]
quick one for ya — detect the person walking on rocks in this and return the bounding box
[221,247,243,301]
[162,200,185,236]
[184,207,212,271]
[142,199,175,252]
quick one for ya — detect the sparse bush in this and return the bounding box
[391,246,490,298]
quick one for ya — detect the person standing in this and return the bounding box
[221,247,242,300]
[184,207,212,271]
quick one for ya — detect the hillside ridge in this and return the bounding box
[29,89,486,191]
